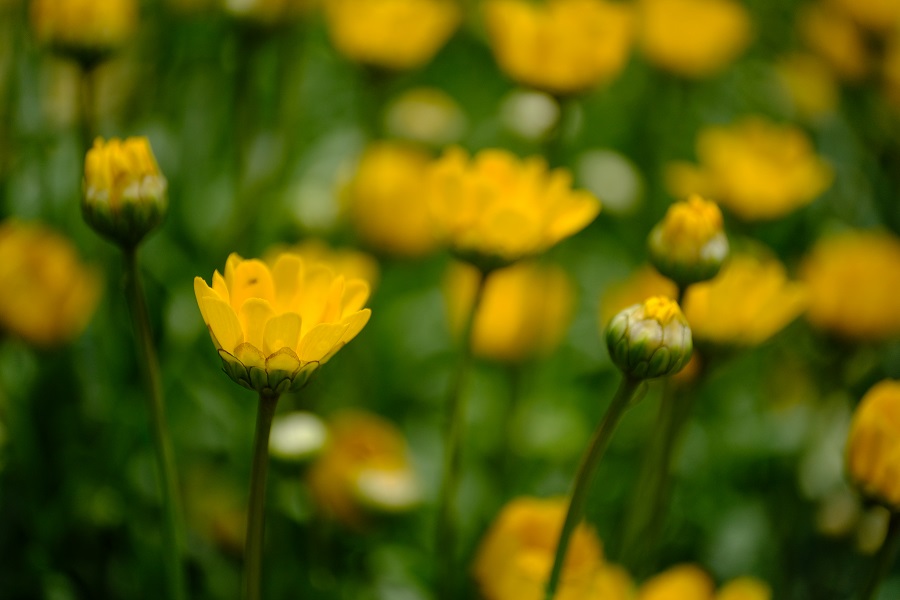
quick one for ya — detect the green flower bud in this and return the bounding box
[648,194,728,287]
[605,296,692,379]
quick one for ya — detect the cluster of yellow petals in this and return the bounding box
[266,239,380,293]
[307,410,419,528]
[638,564,771,600]
[641,296,682,326]
[658,195,723,249]
[30,0,137,55]
[800,230,900,341]
[193,252,371,394]
[0,220,102,348]
[473,497,634,600]
[322,0,461,70]
[483,0,633,95]
[427,147,601,268]
[636,0,752,78]
[445,260,574,363]
[84,137,163,209]
[846,380,900,509]
[666,117,833,221]
[797,3,871,82]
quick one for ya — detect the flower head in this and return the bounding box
[323,0,460,70]
[648,194,729,287]
[0,220,102,348]
[193,252,371,395]
[638,564,714,600]
[605,296,692,379]
[846,380,900,510]
[798,3,871,82]
[484,0,633,95]
[427,147,600,271]
[30,0,137,62]
[83,137,168,249]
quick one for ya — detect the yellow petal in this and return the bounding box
[201,296,243,352]
[298,322,350,363]
[212,270,229,304]
[341,279,370,316]
[263,312,302,356]
[224,253,242,289]
[266,347,302,393]
[271,253,303,313]
[193,276,217,324]
[320,275,346,324]
[234,341,266,369]
[239,298,275,351]
[340,309,371,345]
[230,259,275,311]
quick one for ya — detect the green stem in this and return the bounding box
[79,63,96,153]
[436,267,491,600]
[243,391,280,600]
[860,510,900,600]
[544,375,642,600]
[122,248,186,600]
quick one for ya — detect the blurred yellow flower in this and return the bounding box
[715,577,772,600]
[636,0,752,78]
[307,410,419,528]
[638,564,714,600]
[323,0,460,70]
[223,0,311,24]
[665,118,833,221]
[829,0,900,32]
[775,53,839,120]
[267,239,380,292]
[193,252,371,394]
[846,380,900,509]
[30,0,137,59]
[683,253,808,346]
[483,0,633,95]
[344,141,441,258]
[445,260,575,363]
[427,147,600,270]
[798,3,871,82]
[600,266,678,328]
[0,220,102,348]
[800,230,900,341]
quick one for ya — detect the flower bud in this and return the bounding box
[846,380,900,510]
[83,137,168,249]
[648,194,728,287]
[605,296,692,379]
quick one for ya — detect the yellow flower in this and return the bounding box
[798,3,871,82]
[445,260,575,363]
[193,252,371,395]
[846,380,900,509]
[636,0,752,78]
[30,0,137,60]
[223,0,311,24]
[307,410,419,528]
[665,117,833,221]
[829,0,900,32]
[266,239,380,293]
[715,577,772,600]
[427,147,600,270]
[323,0,460,70]
[638,564,715,600]
[483,0,633,95]
[800,230,900,341]
[683,253,808,346]
[774,54,839,120]
[344,141,441,258]
[606,296,693,379]
[83,137,168,248]
[599,266,678,328]
[0,220,102,348]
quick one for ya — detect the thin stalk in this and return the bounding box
[122,248,186,600]
[859,510,900,600]
[436,267,491,600]
[544,375,642,600]
[243,391,280,600]
[79,63,96,152]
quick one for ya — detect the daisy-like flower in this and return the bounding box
[194,252,371,395]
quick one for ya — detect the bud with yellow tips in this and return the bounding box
[648,194,728,287]
[605,296,692,379]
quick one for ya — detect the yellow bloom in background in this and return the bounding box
[30,0,137,59]
[266,239,380,293]
[715,577,772,600]
[665,118,833,221]
[774,53,839,120]
[223,0,312,24]
[638,564,715,600]
[445,260,575,363]
[599,266,678,328]
[829,0,900,32]
[306,410,420,528]
[846,380,900,509]
[483,0,633,96]
[0,220,102,348]
[427,147,601,270]
[636,0,752,78]
[322,0,460,70]
[683,253,808,346]
[798,3,871,82]
[800,230,900,341]
[344,141,441,258]
[193,252,371,394]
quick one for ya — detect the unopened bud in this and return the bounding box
[605,296,692,379]
[648,194,728,287]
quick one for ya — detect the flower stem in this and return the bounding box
[860,510,900,600]
[243,391,280,600]
[544,375,642,600]
[122,247,186,600]
[436,267,490,600]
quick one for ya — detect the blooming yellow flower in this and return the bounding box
[636,0,752,78]
[30,0,137,60]
[846,380,900,509]
[83,137,168,248]
[0,220,102,348]
[445,260,575,363]
[665,118,833,221]
[307,410,419,528]
[715,577,772,600]
[683,253,808,346]
[193,252,371,395]
[638,564,714,600]
[322,0,460,70]
[344,141,441,258]
[800,230,900,341]
[606,296,693,379]
[647,194,728,286]
[483,0,633,95]
[797,3,871,82]
[223,0,311,24]
[774,53,839,120]
[266,239,380,293]
[427,147,600,270]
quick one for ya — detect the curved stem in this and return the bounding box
[122,248,186,600]
[243,391,280,600]
[544,375,642,600]
[860,510,900,600]
[436,267,491,600]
